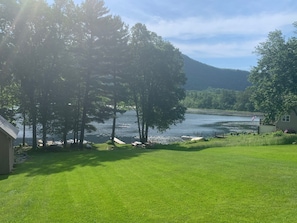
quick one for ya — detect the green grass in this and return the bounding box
[179,131,297,148]
[1,137,297,222]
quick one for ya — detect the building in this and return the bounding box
[0,115,19,175]
[275,110,297,133]
[259,110,297,134]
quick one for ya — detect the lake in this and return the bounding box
[86,110,259,144]
[16,110,260,145]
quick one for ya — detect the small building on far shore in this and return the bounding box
[0,115,19,175]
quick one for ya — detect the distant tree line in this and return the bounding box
[0,0,186,148]
[182,88,256,112]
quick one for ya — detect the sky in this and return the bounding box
[48,0,297,71]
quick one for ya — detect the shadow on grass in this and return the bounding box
[0,175,9,181]
[13,147,155,177]
[12,140,226,177]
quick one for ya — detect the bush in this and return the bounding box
[273,131,284,137]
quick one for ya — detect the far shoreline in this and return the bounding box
[186,108,263,117]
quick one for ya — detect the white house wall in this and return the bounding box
[259,125,276,134]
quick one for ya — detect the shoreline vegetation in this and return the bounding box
[186,108,263,117]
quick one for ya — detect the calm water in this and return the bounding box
[88,110,259,143]
[17,110,260,144]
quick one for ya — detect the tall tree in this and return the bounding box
[48,0,80,147]
[77,0,113,148]
[13,0,66,148]
[0,0,19,121]
[129,24,186,143]
[13,0,50,149]
[249,26,297,123]
[99,15,130,144]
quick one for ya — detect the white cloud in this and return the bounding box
[111,2,297,69]
[134,12,296,63]
[173,39,265,58]
[146,12,297,39]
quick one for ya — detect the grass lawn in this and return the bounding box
[1,142,297,222]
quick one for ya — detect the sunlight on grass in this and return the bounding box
[1,141,297,222]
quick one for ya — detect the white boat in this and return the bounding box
[181,135,204,141]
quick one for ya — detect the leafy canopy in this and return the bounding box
[249,23,297,123]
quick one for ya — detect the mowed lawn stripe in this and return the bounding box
[1,145,297,222]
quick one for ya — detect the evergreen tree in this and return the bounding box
[99,15,130,144]
[76,0,114,148]
[0,0,19,122]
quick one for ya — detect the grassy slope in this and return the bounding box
[1,137,297,222]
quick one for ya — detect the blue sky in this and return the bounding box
[48,0,297,71]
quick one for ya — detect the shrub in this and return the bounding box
[273,131,284,137]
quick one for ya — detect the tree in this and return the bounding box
[13,0,59,149]
[249,26,297,123]
[234,87,255,112]
[12,0,42,149]
[98,15,130,144]
[76,0,115,148]
[129,24,186,143]
[49,0,80,147]
[0,0,19,122]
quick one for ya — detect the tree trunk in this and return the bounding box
[63,129,67,148]
[22,112,26,146]
[111,102,117,144]
[79,81,90,149]
[79,103,87,149]
[73,96,80,144]
[134,92,142,143]
[32,110,37,150]
[111,76,118,144]
[42,121,47,148]
[41,94,48,148]
[145,123,149,143]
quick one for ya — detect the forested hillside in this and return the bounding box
[183,55,251,91]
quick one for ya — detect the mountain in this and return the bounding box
[183,55,251,91]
